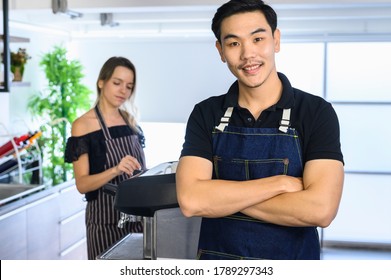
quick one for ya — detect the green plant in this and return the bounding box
[10,48,31,79]
[10,48,31,66]
[27,45,92,186]
[1,48,31,80]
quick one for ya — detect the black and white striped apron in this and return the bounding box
[85,106,146,260]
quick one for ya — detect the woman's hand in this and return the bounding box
[114,155,142,176]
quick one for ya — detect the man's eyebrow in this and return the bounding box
[222,27,267,41]
[251,27,267,35]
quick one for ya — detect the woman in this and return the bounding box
[65,57,146,259]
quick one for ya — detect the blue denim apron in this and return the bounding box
[197,107,320,260]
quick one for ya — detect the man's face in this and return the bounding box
[216,11,280,89]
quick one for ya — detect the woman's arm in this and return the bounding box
[70,116,141,194]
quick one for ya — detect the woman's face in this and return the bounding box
[99,66,135,107]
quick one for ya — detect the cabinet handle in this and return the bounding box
[59,184,77,195]
[60,237,86,257]
[60,209,85,225]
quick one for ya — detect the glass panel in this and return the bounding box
[324,173,391,243]
[333,104,391,173]
[276,43,324,97]
[139,122,186,169]
[327,42,391,102]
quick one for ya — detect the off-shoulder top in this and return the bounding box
[64,125,145,175]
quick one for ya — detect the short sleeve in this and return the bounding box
[305,102,344,164]
[136,125,146,148]
[180,103,215,162]
[64,136,90,163]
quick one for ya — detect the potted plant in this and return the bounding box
[10,48,31,81]
[27,45,92,186]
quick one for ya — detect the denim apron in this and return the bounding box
[197,107,320,260]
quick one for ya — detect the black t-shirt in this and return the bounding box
[180,72,344,165]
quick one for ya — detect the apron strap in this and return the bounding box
[215,107,234,132]
[216,107,291,133]
[94,106,112,140]
[279,108,291,133]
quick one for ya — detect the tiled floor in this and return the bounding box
[321,247,391,260]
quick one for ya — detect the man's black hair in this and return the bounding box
[211,0,278,42]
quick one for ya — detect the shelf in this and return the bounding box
[0,81,31,88]
[0,35,30,43]
[10,81,30,87]
[0,124,42,185]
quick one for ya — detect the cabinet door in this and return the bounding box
[59,184,87,259]
[0,210,27,259]
[26,192,60,259]
[59,184,85,220]
[60,210,86,257]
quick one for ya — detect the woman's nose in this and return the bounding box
[120,84,128,93]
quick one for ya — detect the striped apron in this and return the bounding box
[85,106,146,260]
[197,107,320,260]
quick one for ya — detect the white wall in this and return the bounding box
[68,38,235,123]
[3,25,70,133]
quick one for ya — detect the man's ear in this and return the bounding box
[215,40,226,63]
[274,28,281,53]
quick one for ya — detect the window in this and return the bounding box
[276,43,325,97]
[327,42,391,102]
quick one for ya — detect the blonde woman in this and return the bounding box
[65,57,146,259]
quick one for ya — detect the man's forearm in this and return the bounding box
[241,190,322,227]
[242,160,344,227]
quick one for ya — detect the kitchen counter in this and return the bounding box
[0,180,87,260]
[0,183,46,206]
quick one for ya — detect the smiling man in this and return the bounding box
[176,0,344,260]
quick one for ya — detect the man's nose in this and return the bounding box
[240,41,256,60]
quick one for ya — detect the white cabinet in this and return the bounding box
[0,180,87,259]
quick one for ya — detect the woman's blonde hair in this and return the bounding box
[94,56,140,132]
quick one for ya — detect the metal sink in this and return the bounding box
[0,183,46,205]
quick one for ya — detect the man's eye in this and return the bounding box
[229,42,239,47]
[254,37,263,42]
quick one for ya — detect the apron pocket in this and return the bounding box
[213,157,289,180]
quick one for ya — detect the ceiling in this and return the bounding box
[5,0,391,39]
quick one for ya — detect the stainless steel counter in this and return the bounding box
[0,183,46,206]
[99,208,202,260]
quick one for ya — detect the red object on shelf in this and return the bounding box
[0,133,31,158]
[16,131,42,153]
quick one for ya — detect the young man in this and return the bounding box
[176,0,344,260]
